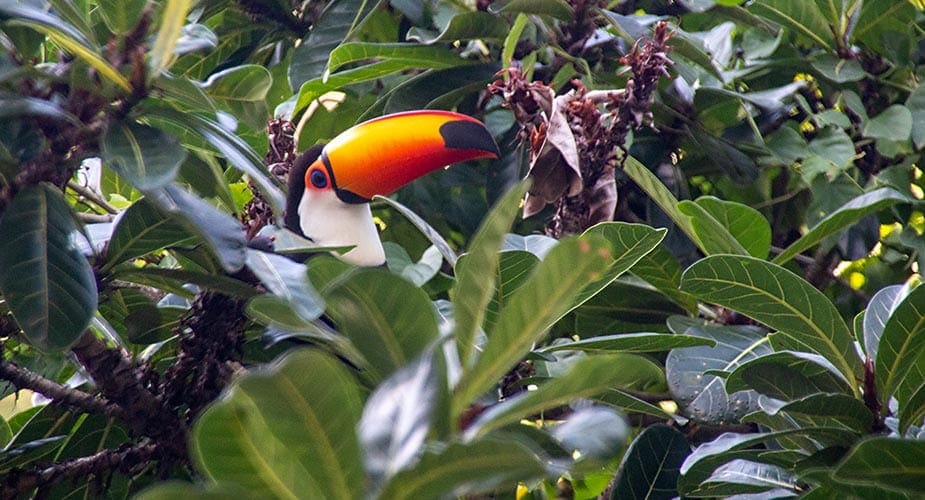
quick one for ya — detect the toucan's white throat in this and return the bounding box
[297,188,386,266]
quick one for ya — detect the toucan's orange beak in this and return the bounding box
[307,110,500,203]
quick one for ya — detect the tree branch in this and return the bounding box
[0,440,160,498]
[0,359,122,419]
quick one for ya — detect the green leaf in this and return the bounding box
[773,188,909,264]
[150,0,194,74]
[540,333,715,354]
[293,60,414,117]
[467,354,664,437]
[832,438,925,495]
[193,349,364,500]
[863,284,906,361]
[144,184,246,273]
[111,266,258,298]
[102,197,197,271]
[146,106,285,214]
[202,64,273,102]
[135,482,261,500]
[97,0,147,33]
[629,244,697,311]
[575,280,688,335]
[453,235,614,416]
[876,284,925,399]
[452,181,529,366]
[574,223,668,312]
[406,12,510,45]
[811,53,866,82]
[724,351,854,400]
[0,4,131,91]
[692,459,799,497]
[359,350,440,491]
[611,424,691,500]
[0,184,97,351]
[905,82,925,149]
[552,406,630,461]
[778,393,874,433]
[682,255,862,390]
[244,249,324,322]
[375,195,458,265]
[321,267,438,382]
[489,0,574,21]
[288,0,377,90]
[864,105,913,141]
[748,0,833,50]
[378,438,549,499]
[384,243,442,286]
[622,155,704,254]
[678,200,750,256]
[327,42,465,74]
[682,196,771,258]
[102,120,186,191]
[666,320,772,424]
[679,428,858,494]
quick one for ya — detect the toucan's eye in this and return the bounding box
[309,168,328,188]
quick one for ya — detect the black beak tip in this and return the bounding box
[440,119,501,158]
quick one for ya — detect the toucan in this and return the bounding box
[284,110,501,266]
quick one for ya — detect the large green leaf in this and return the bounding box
[666,319,772,424]
[144,184,247,273]
[453,235,614,416]
[244,249,324,322]
[467,354,664,437]
[0,3,131,91]
[574,223,668,312]
[575,280,687,335]
[327,42,465,74]
[773,188,909,265]
[375,195,458,265]
[102,197,197,271]
[406,11,510,45]
[679,428,858,495]
[377,438,549,499]
[863,284,907,360]
[690,459,800,497]
[611,424,691,500]
[723,351,854,400]
[288,0,376,90]
[0,184,97,351]
[681,255,862,392]
[192,349,364,500]
[452,182,529,366]
[293,60,414,117]
[359,350,441,491]
[832,438,925,495]
[320,266,438,382]
[748,0,833,50]
[679,196,771,258]
[488,0,574,21]
[622,156,703,254]
[876,284,925,399]
[202,64,272,102]
[146,106,285,213]
[539,332,714,355]
[629,244,697,311]
[776,393,874,433]
[149,0,193,74]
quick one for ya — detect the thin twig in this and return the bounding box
[67,181,118,214]
[76,212,115,223]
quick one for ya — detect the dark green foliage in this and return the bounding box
[0,0,923,498]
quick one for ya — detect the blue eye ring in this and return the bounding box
[309,168,328,188]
